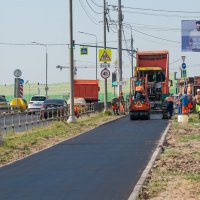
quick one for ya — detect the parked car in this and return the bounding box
[40,99,68,119]
[10,98,28,112]
[28,95,47,113]
[0,95,9,112]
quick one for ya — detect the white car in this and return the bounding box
[28,95,47,113]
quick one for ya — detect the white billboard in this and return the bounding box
[182,20,200,52]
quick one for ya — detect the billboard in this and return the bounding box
[181,20,200,52]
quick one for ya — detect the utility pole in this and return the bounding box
[67,0,76,123]
[117,0,122,96]
[131,30,134,77]
[103,0,108,111]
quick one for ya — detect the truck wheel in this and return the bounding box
[130,112,139,120]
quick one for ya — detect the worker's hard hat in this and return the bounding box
[120,91,123,95]
[197,89,200,92]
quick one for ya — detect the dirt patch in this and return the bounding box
[139,116,200,200]
[150,178,200,200]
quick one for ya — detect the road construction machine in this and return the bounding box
[129,50,170,120]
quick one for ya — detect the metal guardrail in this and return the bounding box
[0,103,95,136]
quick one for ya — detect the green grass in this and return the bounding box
[0,80,131,102]
[180,134,200,142]
[186,173,200,182]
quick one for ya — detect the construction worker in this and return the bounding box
[165,94,174,119]
[176,92,182,115]
[118,91,125,115]
[180,93,189,115]
[187,91,193,113]
[193,89,200,118]
[135,81,145,100]
[111,97,119,115]
[74,104,79,118]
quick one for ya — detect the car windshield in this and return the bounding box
[31,96,46,101]
[44,99,65,106]
[0,97,6,102]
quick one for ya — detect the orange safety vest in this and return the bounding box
[135,85,145,94]
[165,96,173,102]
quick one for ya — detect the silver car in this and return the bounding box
[28,95,47,113]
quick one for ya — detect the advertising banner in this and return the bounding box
[181,20,200,52]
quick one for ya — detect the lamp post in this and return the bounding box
[31,42,48,97]
[79,31,98,80]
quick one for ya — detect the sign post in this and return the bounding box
[99,48,112,111]
[181,56,187,93]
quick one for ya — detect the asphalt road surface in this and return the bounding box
[0,116,169,200]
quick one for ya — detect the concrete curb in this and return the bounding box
[128,122,171,200]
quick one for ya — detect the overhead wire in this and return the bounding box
[90,0,103,8]
[122,25,180,48]
[122,6,200,14]
[131,27,180,44]
[122,25,132,64]
[85,0,102,14]
[79,0,100,26]
[122,10,199,18]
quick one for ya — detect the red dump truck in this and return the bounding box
[74,80,99,103]
[129,50,170,120]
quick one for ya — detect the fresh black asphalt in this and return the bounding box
[0,116,169,200]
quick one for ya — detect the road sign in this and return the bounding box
[13,69,22,77]
[99,49,112,62]
[181,69,187,78]
[117,81,126,86]
[80,47,88,55]
[19,78,24,85]
[182,63,186,69]
[100,63,110,68]
[101,68,110,79]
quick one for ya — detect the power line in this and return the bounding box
[131,27,180,44]
[86,0,102,14]
[122,6,200,14]
[90,0,103,8]
[79,0,100,25]
[122,10,199,18]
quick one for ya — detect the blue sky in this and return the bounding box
[1,0,200,85]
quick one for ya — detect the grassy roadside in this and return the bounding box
[139,113,200,200]
[0,110,119,167]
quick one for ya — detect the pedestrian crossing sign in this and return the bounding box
[99,49,112,62]
[80,47,88,55]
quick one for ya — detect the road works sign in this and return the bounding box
[99,49,112,62]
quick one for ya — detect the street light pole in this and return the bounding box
[79,31,98,80]
[31,42,48,97]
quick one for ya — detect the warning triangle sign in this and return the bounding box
[135,101,142,107]
[100,51,111,62]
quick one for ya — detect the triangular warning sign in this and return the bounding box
[135,101,142,107]
[100,51,111,62]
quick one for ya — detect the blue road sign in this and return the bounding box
[182,63,186,69]
[19,78,24,84]
[181,69,187,78]
[80,47,88,55]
